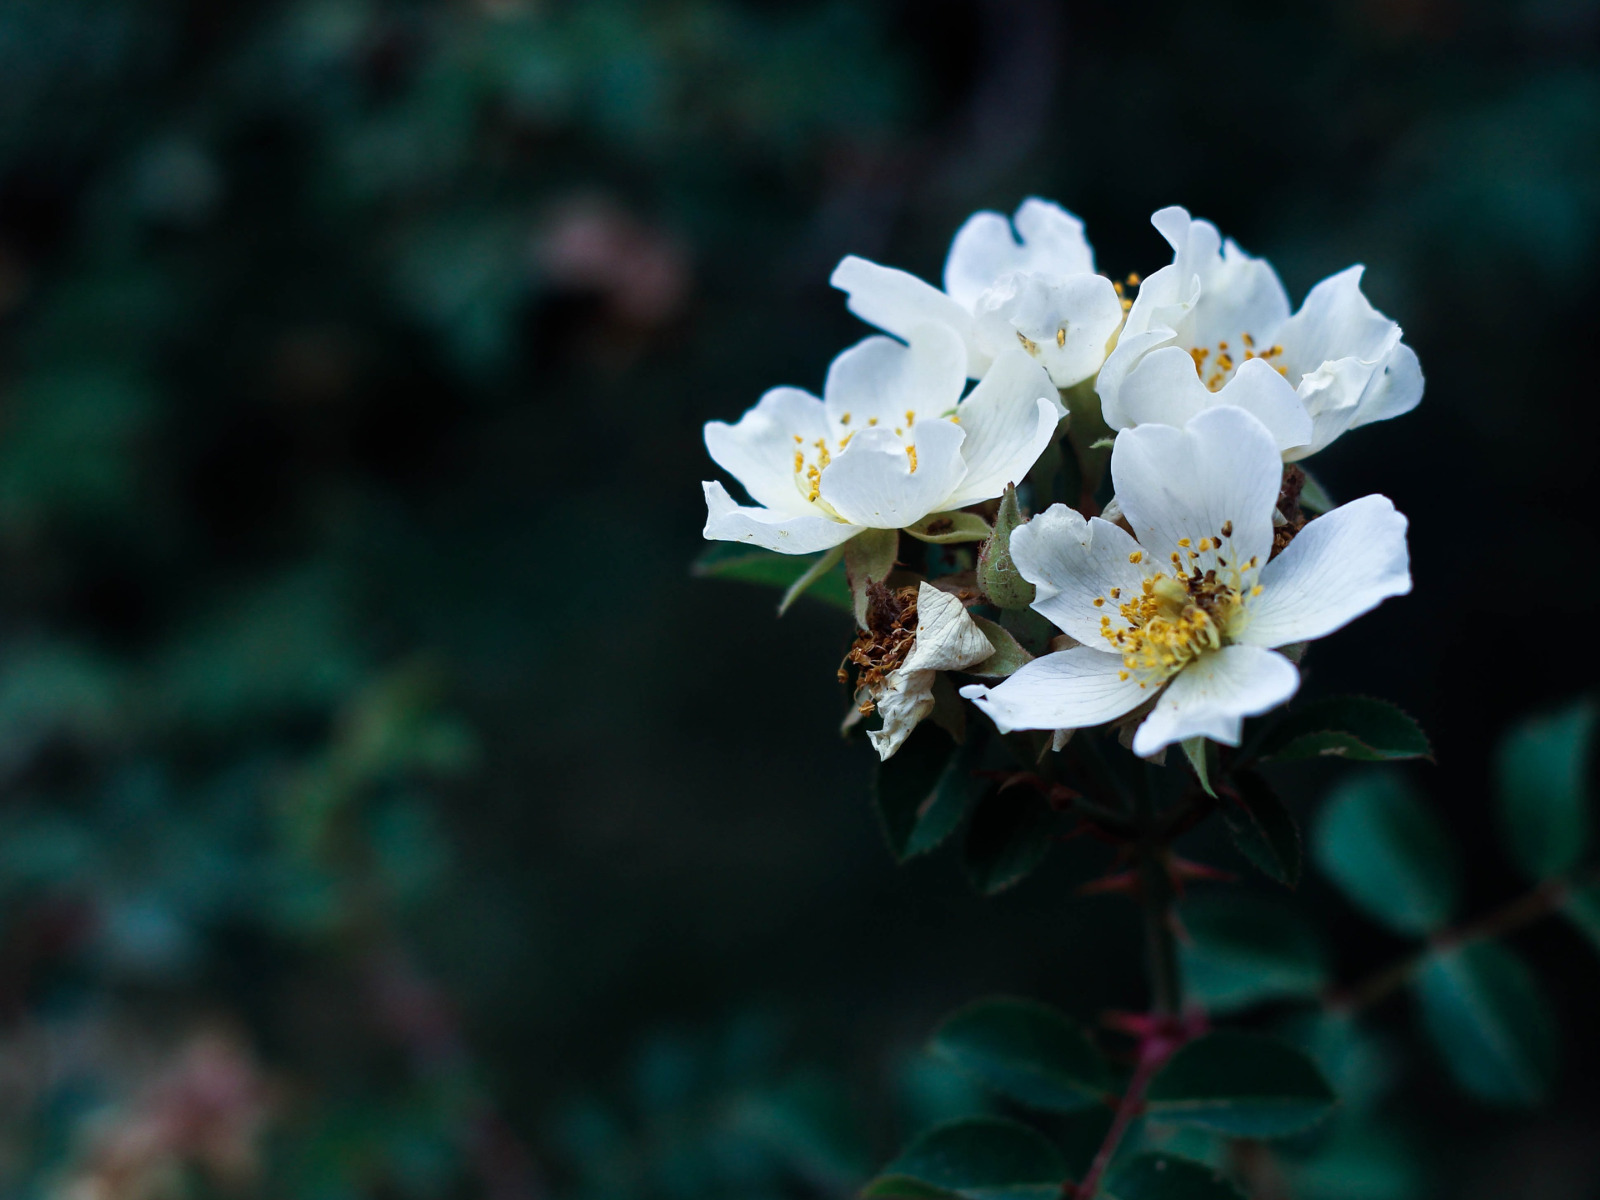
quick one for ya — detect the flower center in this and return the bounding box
[1094,530,1264,685]
[1188,332,1287,392]
[789,409,953,507]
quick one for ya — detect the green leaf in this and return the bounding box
[845,527,901,627]
[1312,771,1458,935]
[963,784,1054,896]
[908,511,993,544]
[779,542,848,615]
[1146,1031,1337,1138]
[692,543,852,613]
[976,485,1036,609]
[1561,880,1600,955]
[1413,941,1558,1107]
[1495,699,1596,882]
[1256,696,1431,764]
[1297,470,1334,515]
[1104,1153,1244,1200]
[863,1117,1067,1200]
[1180,896,1327,1014]
[967,616,1033,679]
[1222,770,1302,887]
[929,997,1112,1113]
[876,724,987,863]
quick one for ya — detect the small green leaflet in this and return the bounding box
[1145,1031,1337,1138]
[929,997,1113,1113]
[1255,696,1431,764]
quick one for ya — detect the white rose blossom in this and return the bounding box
[1096,206,1423,461]
[830,199,1125,389]
[960,406,1411,758]
[702,324,1061,553]
[863,583,995,761]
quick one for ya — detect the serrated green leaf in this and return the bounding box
[967,616,1033,679]
[977,485,1036,609]
[1104,1153,1244,1200]
[1312,772,1458,936]
[1146,1032,1336,1138]
[1180,896,1327,1013]
[908,511,993,544]
[929,997,1112,1113]
[863,1117,1067,1200]
[1222,770,1302,887]
[963,784,1054,896]
[1257,696,1431,764]
[693,543,852,612]
[1413,941,1557,1107]
[875,724,987,863]
[1496,699,1596,882]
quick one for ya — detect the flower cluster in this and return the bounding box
[702,201,1420,762]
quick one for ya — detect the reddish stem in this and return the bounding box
[1072,1015,1198,1199]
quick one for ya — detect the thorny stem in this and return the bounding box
[1325,874,1592,1015]
[1072,1034,1170,1200]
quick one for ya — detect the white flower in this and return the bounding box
[1096,206,1423,461]
[830,199,1125,389]
[960,406,1411,757]
[702,324,1062,553]
[865,583,995,760]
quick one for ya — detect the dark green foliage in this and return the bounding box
[1103,1153,1245,1200]
[693,543,854,613]
[929,997,1112,1112]
[962,784,1055,895]
[977,485,1036,610]
[1255,697,1432,764]
[1221,770,1302,887]
[864,1118,1068,1200]
[1496,699,1596,881]
[1145,1032,1337,1138]
[1179,896,1327,1013]
[1312,772,1459,935]
[1414,942,1559,1107]
[875,724,990,862]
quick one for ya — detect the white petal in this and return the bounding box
[830,256,982,375]
[1186,238,1291,351]
[1234,494,1411,649]
[868,668,937,760]
[701,481,861,553]
[1131,645,1300,756]
[902,583,994,673]
[972,272,1124,388]
[1275,266,1399,380]
[943,199,1095,311]
[1350,341,1424,429]
[818,419,967,529]
[1113,349,1312,453]
[1097,324,1180,430]
[703,386,829,514]
[961,646,1146,734]
[1008,504,1146,646]
[941,348,1062,509]
[1111,406,1282,571]
[823,325,967,430]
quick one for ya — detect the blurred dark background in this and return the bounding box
[2,1,1599,1196]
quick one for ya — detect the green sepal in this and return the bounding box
[1180,737,1218,798]
[1255,696,1431,764]
[1413,941,1558,1107]
[1495,698,1596,882]
[1297,470,1334,514]
[1104,1153,1245,1200]
[692,543,853,613]
[844,527,900,627]
[1312,771,1458,936]
[976,485,1036,609]
[908,511,993,544]
[929,997,1113,1113]
[1145,1031,1337,1138]
[967,616,1033,679]
[778,541,848,615]
[862,1117,1068,1200]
